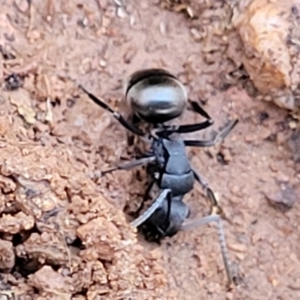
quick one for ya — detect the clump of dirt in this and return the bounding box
[0,139,170,299]
[232,0,300,111]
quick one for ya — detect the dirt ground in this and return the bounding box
[1,0,300,299]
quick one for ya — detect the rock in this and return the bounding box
[0,239,15,270]
[232,0,300,110]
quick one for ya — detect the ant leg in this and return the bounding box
[95,156,156,176]
[127,113,142,146]
[181,214,233,286]
[165,189,172,224]
[154,101,214,136]
[193,170,222,214]
[79,85,144,136]
[191,171,233,284]
[189,100,212,119]
[184,119,238,147]
[161,120,214,135]
[130,189,171,228]
[134,179,156,216]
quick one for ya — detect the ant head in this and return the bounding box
[125,68,188,124]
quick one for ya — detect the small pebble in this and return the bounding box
[244,134,256,142]
[269,163,278,172]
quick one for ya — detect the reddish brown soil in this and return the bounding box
[0,0,300,299]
